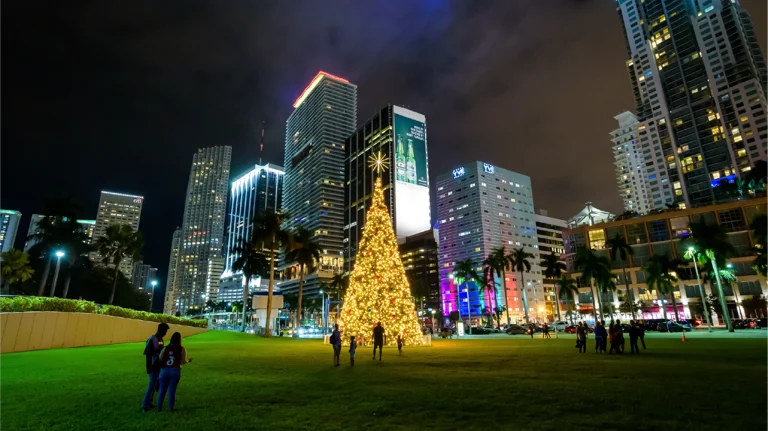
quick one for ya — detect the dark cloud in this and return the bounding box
[2,0,766,283]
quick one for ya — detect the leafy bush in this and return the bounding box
[0,297,207,328]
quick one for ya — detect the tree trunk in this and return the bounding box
[296,265,305,330]
[589,281,599,324]
[264,246,276,337]
[62,273,72,298]
[37,257,52,296]
[670,291,680,322]
[711,258,734,332]
[108,265,120,305]
[501,269,510,325]
[242,275,250,332]
[554,282,562,323]
[520,271,530,324]
[621,260,635,319]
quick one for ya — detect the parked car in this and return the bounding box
[468,327,490,335]
[279,328,295,337]
[666,321,692,332]
[482,327,502,333]
[564,325,594,334]
[552,321,568,331]
[505,325,528,335]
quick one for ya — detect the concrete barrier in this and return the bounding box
[1,312,207,354]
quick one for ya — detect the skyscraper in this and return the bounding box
[219,163,284,301]
[280,71,357,295]
[534,210,568,321]
[163,227,181,315]
[89,191,144,279]
[436,162,543,323]
[344,105,431,272]
[174,146,232,314]
[617,0,766,209]
[611,111,651,214]
[24,215,95,252]
[0,210,21,252]
[131,262,157,293]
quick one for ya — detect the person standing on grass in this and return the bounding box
[330,324,342,367]
[542,323,550,339]
[617,319,626,353]
[349,336,357,367]
[576,322,587,353]
[142,322,169,412]
[629,320,640,354]
[600,320,608,352]
[157,332,192,412]
[593,321,605,354]
[638,320,647,349]
[397,334,403,355]
[529,324,535,339]
[373,321,386,361]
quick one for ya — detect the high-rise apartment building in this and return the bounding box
[436,162,544,323]
[399,229,440,313]
[163,228,181,315]
[344,105,431,272]
[611,111,651,214]
[280,71,357,296]
[0,210,21,252]
[535,210,568,321]
[616,0,766,209]
[25,215,95,252]
[218,163,284,301]
[90,191,143,279]
[173,146,231,314]
[131,262,157,293]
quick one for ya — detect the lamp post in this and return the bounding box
[49,251,65,297]
[430,309,436,337]
[150,280,158,311]
[686,247,712,332]
[726,263,744,319]
[319,289,328,335]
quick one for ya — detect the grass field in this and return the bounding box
[2,330,766,431]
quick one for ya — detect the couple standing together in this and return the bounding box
[142,323,194,412]
[331,321,387,366]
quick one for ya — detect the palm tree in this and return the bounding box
[540,252,566,321]
[688,219,737,332]
[94,224,144,305]
[410,278,431,316]
[285,226,321,329]
[329,272,348,301]
[556,275,579,325]
[485,247,510,324]
[508,247,534,324]
[644,253,685,321]
[251,210,292,337]
[478,266,499,323]
[750,214,767,277]
[575,248,611,323]
[607,233,637,318]
[453,259,480,334]
[28,210,89,296]
[1,249,35,293]
[231,237,269,331]
[596,270,619,320]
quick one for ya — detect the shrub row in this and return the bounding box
[0,297,207,328]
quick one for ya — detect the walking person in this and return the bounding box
[542,323,551,339]
[600,320,608,352]
[142,323,169,412]
[629,320,640,354]
[349,335,357,367]
[373,321,386,361]
[617,319,625,353]
[576,322,588,353]
[330,324,342,367]
[638,319,647,350]
[156,332,192,412]
[529,324,535,339]
[397,334,403,355]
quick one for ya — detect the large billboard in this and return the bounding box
[393,106,431,239]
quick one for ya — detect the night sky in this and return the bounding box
[3,1,766,286]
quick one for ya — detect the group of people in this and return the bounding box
[575,319,647,355]
[330,321,404,366]
[142,323,193,412]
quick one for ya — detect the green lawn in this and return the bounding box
[2,331,766,431]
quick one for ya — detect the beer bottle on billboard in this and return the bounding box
[395,135,406,182]
[406,139,417,184]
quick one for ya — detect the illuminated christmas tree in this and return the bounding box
[340,152,423,345]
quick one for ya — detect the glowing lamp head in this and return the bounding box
[688,247,695,252]
[55,251,65,258]
[319,289,324,294]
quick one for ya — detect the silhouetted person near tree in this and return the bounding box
[576,322,588,353]
[373,321,386,361]
[638,319,647,349]
[629,320,640,354]
[142,323,168,412]
[330,324,342,366]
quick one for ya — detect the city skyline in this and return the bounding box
[2,1,765,290]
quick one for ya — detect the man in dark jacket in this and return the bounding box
[142,323,169,411]
[638,320,646,349]
[373,322,386,361]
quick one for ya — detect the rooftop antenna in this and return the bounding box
[259,121,265,165]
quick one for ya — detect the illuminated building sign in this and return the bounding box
[483,163,495,174]
[393,106,431,239]
[453,167,465,178]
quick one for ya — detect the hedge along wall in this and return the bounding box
[1,312,208,354]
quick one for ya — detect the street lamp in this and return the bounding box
[430,308,436,336]
[49,250,65,297]
[686,247,712,332]
[319,289,329,335]
[150,280,158,311]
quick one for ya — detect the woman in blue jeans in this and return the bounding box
[157,332,193,412]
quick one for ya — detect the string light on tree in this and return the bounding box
[339,158,422,346]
